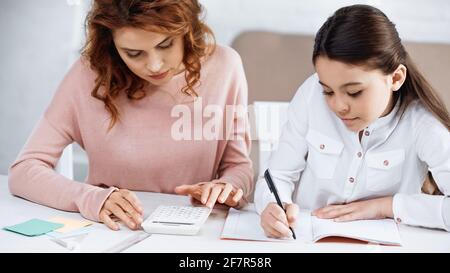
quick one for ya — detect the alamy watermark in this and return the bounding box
[170,98,287,143]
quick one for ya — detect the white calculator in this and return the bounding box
[142,205,212,236]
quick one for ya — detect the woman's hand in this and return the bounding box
[260,202,298,238]
[99,189,144,231]
[312,196,394,222]
[174,180,244,208]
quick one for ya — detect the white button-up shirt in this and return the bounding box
[254,73,450,231]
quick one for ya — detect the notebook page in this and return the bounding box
[311,217,402,246]
[221,205,312,242]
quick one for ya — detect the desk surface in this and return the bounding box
[1,174,449,252]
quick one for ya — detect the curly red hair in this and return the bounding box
[82,0,215,129]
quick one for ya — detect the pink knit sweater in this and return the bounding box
[8,45,253,221]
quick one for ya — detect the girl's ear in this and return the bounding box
[391,64,407,91]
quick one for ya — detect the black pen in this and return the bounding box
[264,169,296,240]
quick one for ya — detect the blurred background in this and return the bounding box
[1,0,449,181]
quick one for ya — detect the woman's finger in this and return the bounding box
[191,186,203,200]
[174,184,195,195]
[108,203,137,230]
[201,183,214,205]
[120,190,144,215]
[99,210,119,231]
[206,185,223,208]
[115,196,143,226]
[189,196,203,206]
[231,188,243,203]
[218,183,233,203]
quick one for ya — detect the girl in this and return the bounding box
[9,0,253,231]
[255,4,450,238]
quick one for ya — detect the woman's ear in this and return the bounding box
[391,64,407,91]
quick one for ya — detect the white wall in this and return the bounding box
[0,0,88,175]
[1,0,449,177]
[199,0,450,46]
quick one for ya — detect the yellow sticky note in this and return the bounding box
[48,217,93,233]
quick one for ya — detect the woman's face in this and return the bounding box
[113,27,184,86]
[315,56,406,132]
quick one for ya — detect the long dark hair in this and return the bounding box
[313,4,449,130]
[313,4,449,194]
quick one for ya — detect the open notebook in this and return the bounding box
[221,205,402,246]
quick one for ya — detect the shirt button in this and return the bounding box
[319,144,325,150]
[383,160,389,166]
[348,177,355,183]
[396,217,402,223]
[357,152,362,158]
[364,131,370,136]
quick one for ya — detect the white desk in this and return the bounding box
[1,174,449,252]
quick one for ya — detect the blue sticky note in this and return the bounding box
[3,219,64,237]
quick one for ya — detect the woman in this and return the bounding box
[255,4,450,238]
[9,0,253,231]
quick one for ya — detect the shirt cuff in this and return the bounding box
[254,177,293,215]
[393,193,447,231]
[442,197,450,231]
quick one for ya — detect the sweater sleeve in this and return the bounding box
[216,49,254,202]
[8,59,117,222]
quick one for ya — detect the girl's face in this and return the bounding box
[113,27,185,86]
[315,56,406,132]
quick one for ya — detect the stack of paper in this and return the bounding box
[3,219,64,236]
[3,216,150,252]
[48,217,93,233]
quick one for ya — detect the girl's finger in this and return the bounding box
[268,205,289,225]
[334,212,360,222]
[285,204,299,227]
[261,220,286,238]
[265,226,286,238]
[322,205,353,219]
[313,204,344,216]
[271,218,292,237]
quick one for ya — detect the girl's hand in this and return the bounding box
[99,189,144,231]
[312,196,394,222]
[260,202,298,238]
[174,180,245,208]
